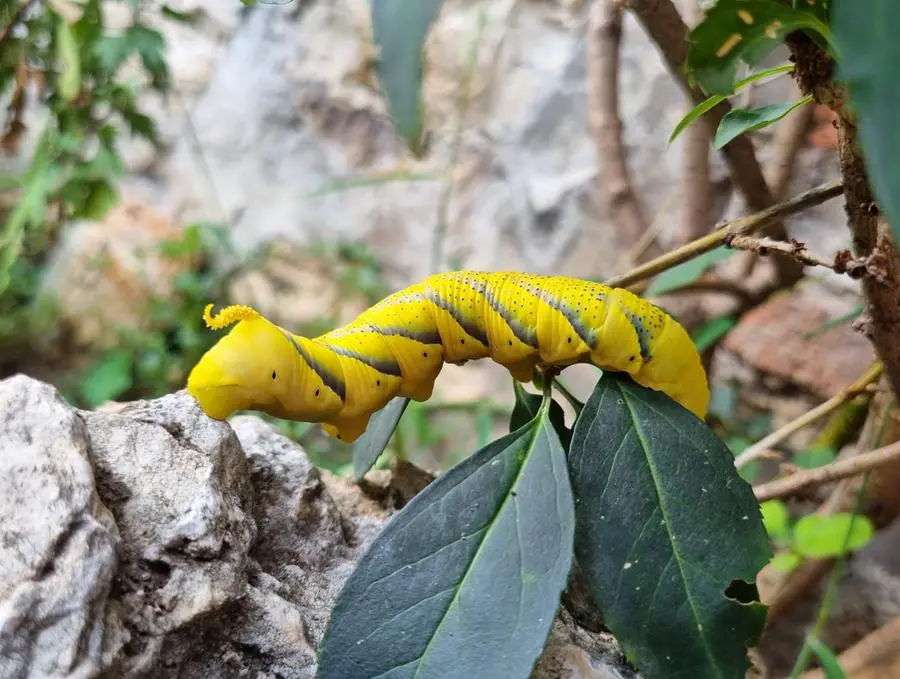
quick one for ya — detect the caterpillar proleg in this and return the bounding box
[186,271,709,442]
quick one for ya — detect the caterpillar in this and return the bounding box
[186,271,709,442]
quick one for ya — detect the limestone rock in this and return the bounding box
[0,375,639,678]
[0,375,123,679]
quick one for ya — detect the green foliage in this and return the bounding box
[645,246,737,296]
[761,499,874,573]
[568,375,770,679]
[63,222,239,408]
[0,0,170,293]
[832,0,900,247]
[713,96,813,148]
[668,63,794,143]
[793,513,874,558]
[509,381,572,449]
[686,0,832,95]
[318,392,574,678]
[370,0,444,156]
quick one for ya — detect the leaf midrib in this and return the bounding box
[397,409,551,679]
[621,385,727,679]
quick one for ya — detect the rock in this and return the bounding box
[39,196,197,353]
[80,389,256,675]
[0,375,640,678]
[533,609,639,679]
[720,284,874,399]
[0,375,123,679]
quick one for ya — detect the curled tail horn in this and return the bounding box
[203,303,262,330]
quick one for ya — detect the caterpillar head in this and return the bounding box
[187,304,319,421]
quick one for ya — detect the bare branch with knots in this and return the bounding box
[725,235,883,280]
[587,0,662,263]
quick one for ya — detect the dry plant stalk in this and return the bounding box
[735,362,882,469]
[587,0,662,262]
[608,181,844,289]
[754,439,900,502]
[623,0,804,287]
[678,0,713,245]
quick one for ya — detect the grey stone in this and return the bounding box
[0,375,644,678]
[0,375,123,679]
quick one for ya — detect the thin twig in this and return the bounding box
[607,181,844,290]
[755,439,900,502]
[768,90,816,203]
[587,0,661,262]
[735,362,883,469]
[678,0,713,245]
[623,0,804,287]
[649,276,751,301]
[726,234,876,278]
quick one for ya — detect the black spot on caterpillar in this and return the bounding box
[186,271,709,442]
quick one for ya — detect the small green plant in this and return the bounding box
[0,0,177,294]
[63,222,239,408]
[761,499,874,573]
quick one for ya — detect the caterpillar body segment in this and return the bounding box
[186,271,709,442]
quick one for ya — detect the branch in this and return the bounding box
[767,90,816,203]
[587,0,661,262]
[787,33,900,409]
[726,235,879,278]
[607,181,844,289]
[754,439,900,502]
[734,362,883,470]
[622,0,805,286]
[678,0,713,245]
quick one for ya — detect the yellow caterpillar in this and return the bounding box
[187,271,709,442]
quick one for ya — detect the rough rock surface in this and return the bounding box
[0,375,636,678]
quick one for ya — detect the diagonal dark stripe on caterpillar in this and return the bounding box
[187,271,710,442]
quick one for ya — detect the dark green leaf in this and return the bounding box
[713,97,813,149]
[669,64,793,144]
[352,396,410,480]
[510,381,572,450]
[80,351,134,407]
[687,0,832,95]
[646,246,737,297]
[319,402,575,679]
[569,374,770,679]
[808,638,847,679]
[691,316,738,352]
[371,0,443,156]
[833,0,900,247]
